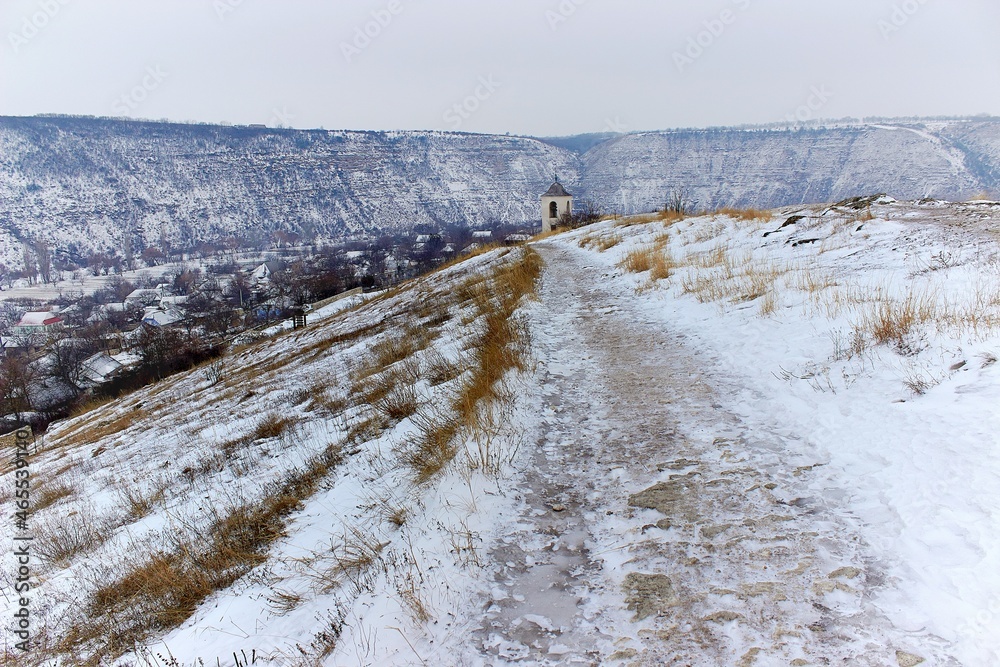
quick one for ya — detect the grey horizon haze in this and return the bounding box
[1,0,998,136]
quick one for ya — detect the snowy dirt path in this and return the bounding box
[469,242,958,666]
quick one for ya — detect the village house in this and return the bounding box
[2,311,64,355]
[252,260,286,284]
[11,311,63,337]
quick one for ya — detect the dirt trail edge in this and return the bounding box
[467,242,958,666]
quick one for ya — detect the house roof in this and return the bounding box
[125,288,159,301]
[142,306,183,327]
[81,353,124,384]
[542,182,572,197]
[16,312,62,327]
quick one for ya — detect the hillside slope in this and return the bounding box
[5,198,1000,665]
[1,245,542,665]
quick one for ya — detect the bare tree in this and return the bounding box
[141,247,166,267]
[226,270,254,309]
[34,241,52,284]
[47,333,96,395]
[665,188,690,215]
[0,263,13,289]
[21,245,36,285]
[106,275,135,302]
[0,355,36,422]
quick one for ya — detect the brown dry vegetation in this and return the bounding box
[60,443,344,665]
[49,407,147,451]
[32,481,76,512]
[221,413,300,458]
[404,248,541,484]
[615,210,686,227]
[41,244,542,665]
[714,207,772,221]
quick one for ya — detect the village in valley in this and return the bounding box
[0,219,544,435]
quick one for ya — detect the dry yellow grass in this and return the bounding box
[221,413,299,457]
[595,235,623,252]
[50,407,147,451]
[33,482,76,513]
[619,246,656,273]
[618,245,678,281]
[714,207,772,221]
[405,248,541,484]
[62,443,344,665]
[615,210,686,228]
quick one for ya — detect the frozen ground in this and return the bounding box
[474,241,960,665]
[4,199,1000,666]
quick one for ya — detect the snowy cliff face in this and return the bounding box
[0,116,998,267]
[0,117,578,265]
[581,123,995,214]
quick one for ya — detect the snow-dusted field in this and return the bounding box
[4,198,1000,665]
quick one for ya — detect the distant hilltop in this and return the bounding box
[0,114,998,266]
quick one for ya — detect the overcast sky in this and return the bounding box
[1,0,998,136]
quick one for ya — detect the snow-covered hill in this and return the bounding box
[1,116,999,269]
[6,198,1000,665]
[0,116,578,267]
[583,123,995,213]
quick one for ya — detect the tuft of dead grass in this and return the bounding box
[33,482,76,513]
[619,245,677,280]
[63,442,344,664]
[582,234,623,252]
[374,383,419,423]
[404,248,540,484]
[221,414,300,458]
[615,210,686,227]
[50,407,147,452]
[714,207,772,221]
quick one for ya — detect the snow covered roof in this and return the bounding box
[125,288,160,302]
[142,306,184,327]
[542,182,572,197]
[16,312,62,327]
[472,230,493,239]
[81,353,124,384]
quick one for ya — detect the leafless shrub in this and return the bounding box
[35,512,105,566]
[203,357,226,386]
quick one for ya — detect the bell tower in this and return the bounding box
[540,178,573,233]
